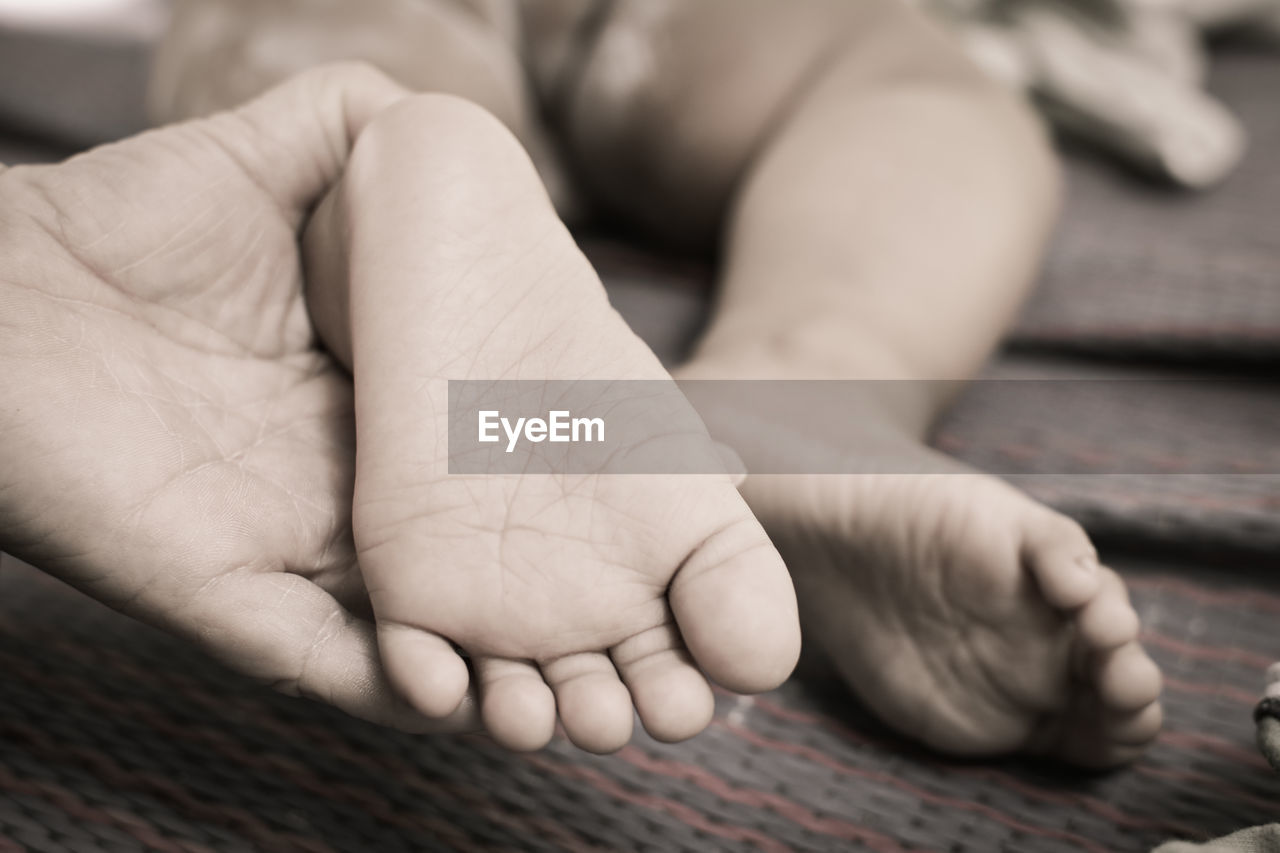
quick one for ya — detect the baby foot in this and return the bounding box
[753,467,1162,766]
[303,95,800,753]
[674,373,1162,766]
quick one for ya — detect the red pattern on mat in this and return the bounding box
[1133,764,1278,813]
[1158,729,1272,770]
[1026,481,1280,517]
[3,554,1278,852]
[0,656,487,851]
[4,637,920,853]
[721,720,1114,853]
[1163,676,1265,710]
[740,688,1276,842]
[1142,629,1275,671]
[10,634,1250,852]
[614,745,925,853]
[21,627,1256,849]
[0,717,334,853]
[937,432,1280,476]
[1128,576,1280,614]
[0,764,212,853]
[7,638,822,848]
[522,753,797,853]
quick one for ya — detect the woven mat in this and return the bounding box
[932,355,1280,552]
[1012,47,1280,357]
[2,553,1277,853]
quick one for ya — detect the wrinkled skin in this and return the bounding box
[300,94,802,754]
[0,63,472,733]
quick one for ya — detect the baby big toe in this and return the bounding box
[669,512,801,695]
[1022,512,1102,610]
[377,622,470,718]
[476,656,557,752]
[612,624,714,743]
[541,652,635,754]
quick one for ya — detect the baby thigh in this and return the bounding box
[550,0,891,246]
[152,0,536,144]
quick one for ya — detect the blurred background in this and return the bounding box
[0,0,166,163]
[2,0,1278,183]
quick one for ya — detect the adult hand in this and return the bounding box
[0,62,474,733]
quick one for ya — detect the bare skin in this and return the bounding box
[0,65,474,734]
[148,0,1163,763]
[300,95,800,753]
[556,0,1162,765]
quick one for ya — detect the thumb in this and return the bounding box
[197,61,410,224]
[187,569,478,734]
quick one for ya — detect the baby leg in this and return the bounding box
[551,0,1161,765]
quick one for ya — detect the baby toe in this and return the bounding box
[476,656,557,752]
[541,652,634,754]
[1076,568,1141,651]
[612,623,715,743]
[1021,511,1102,610]
[669,511,801,694]
[377,622,470,718]
[1103,700,1164,747]
[1095,641,1163,713]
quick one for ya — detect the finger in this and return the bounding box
[185,569,477,734]
[301,184,355,368]
[197,61,411,222]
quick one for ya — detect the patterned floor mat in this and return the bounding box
[1012,47,1280,358]
[934,355,1280,552]
[2,552,1276,853]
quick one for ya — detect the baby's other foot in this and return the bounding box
[750,464,1162,767]
[303,95,799,753]
[672,368,1162,766]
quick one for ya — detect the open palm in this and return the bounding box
[0,64,471,732]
